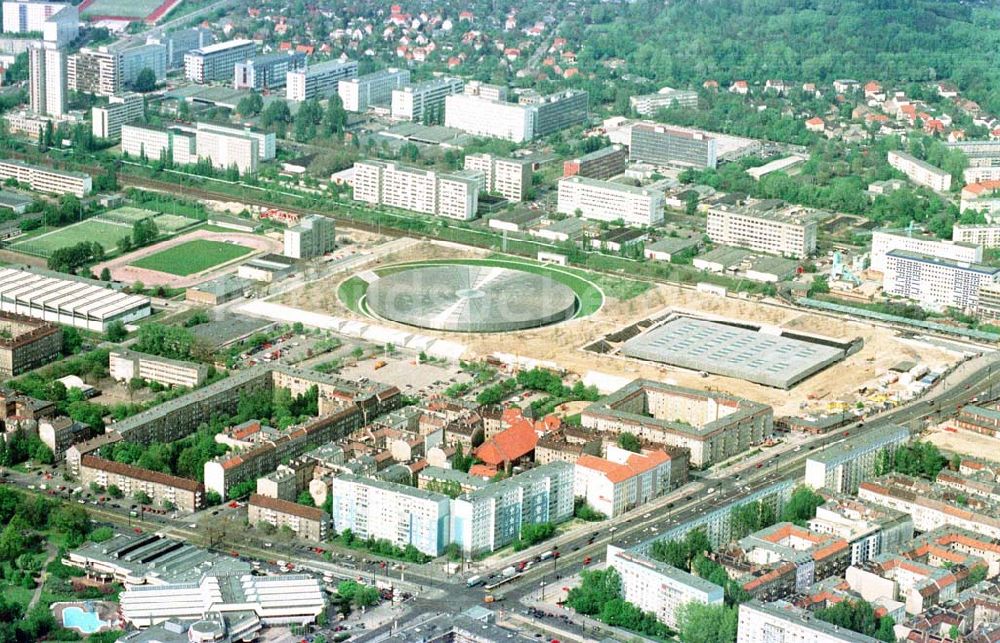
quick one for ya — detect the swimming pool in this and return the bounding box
[62,606,109,634]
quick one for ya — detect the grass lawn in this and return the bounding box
[130,239,253,276]
[100,206,157,224]
[11,220,132,257]
[81,0,165,18]
[152,213,198,233]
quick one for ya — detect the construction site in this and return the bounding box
[274,239,971,418]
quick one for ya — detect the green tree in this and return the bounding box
[677,602,738,643]
[105,320,127,342]
[100,267,111,281]
[617,432,642,453]
[780,486,825,525]
[134,490,152,505]
[133,68,157,92]
[237,92,264,117]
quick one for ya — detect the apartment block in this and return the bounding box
[0,312,61,378]
[248,493,328,542]
[0,159,91,197]
[451,461,575,555]
[630,122,718,169]
[871,227,982,274]
[28,42,66,117]
[120,42,166,86]
[706,200,820,258]
[737,601,881,643]
[352,159,478,220]
[608,546,723,628]
[285,59,358,101]
[80,455,204,512]
[109,349,208,389]
[121,123,195,166]
[953,224,1000,248]
[338,68,409,112]
[234,52,305,91]
[581,380,773,467]
[807,492,914,566]
[391,77,463,122]
[859,474,1000,540]
[444,92,535,142]
[462,153,532,202]
[283,214,334,259]
[148,27,213,70]
[330,474,451,556]
[955,404,1000,437]
[883,250,1000,313]
[3,0,73,35]
[563,145,627,180]
[196,122,275,160]
[184,39,256,84]
[195,128,259,175]
[574,447,671,518]
[629,88,699,116]
[557,176,664,226]
[91,93,144,141]
[888,150,952,191]
[804,424,909,494]
[68,48,121,97]
[519,89,588,137]
[38,417,91,462]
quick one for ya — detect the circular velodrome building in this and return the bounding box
[365,264,578,333]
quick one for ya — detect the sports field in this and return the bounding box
[153,214,198,233]
[101,206,156,224]
[11,220,132,257]
[81,0,165,18]
[129,239,253,276]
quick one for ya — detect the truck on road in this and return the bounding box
[467,575,483,588]
[501,566,516,578]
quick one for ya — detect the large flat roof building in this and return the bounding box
[581,379,773,467]
[706,199,820,258]
[68,47,121,97]
[804,424,910,494]
[285,59,357,101]
[352,159,479,221]
[0,267,149,331]
[0,311,61,378]
[737,600,882,643]
[888,150,952,191]
[463,153,532,202]
[234,52,305,91]
[338,68,409,112]
[563,144,627,180]
[391,76,463,122]
[871,227,982,274]
[557,175,665,226]
[629,88,699,116]
[883,249,1000,313]
[622,317,846,389]
[0,159,91,197]
[109,348,208,389]
[92,92,145,141]
[184,39,256,84]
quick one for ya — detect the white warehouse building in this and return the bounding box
[0,268,151,332]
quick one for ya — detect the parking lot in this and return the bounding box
[338,353,475,398]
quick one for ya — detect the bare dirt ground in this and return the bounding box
[93,230,282,287]
[0,249,46,268]
[275,244,961,416]
[925,424,1000,462]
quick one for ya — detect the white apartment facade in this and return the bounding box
[953,225,1000,248]
[121,124,195,166]
[573,446,671,518]
[283,214,335,259]
[196,122,275,160]
[195,129,259,175]
[285,59,358,101]
[109,349,208,389]
[28,42,65,118]
[390,77,464,121]
[608,547,723,628]
[804,424,909,494]
[557,175,664,226]
[629,88,699,116]
[463,153,532,202]
[444,93,535,142]
[883,250,1000,312]
[91,93,144,140]
[737,601,881,643]
[888,150,952,192]
[329,474,451,556]
[352,160,478,220]
[337,68,409,112]
[184,39,255,83]
[67,48,121,97]
[870,228,983,273]
[0,159,91,197]
[706,205,818,258]
[451,461,574,555]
